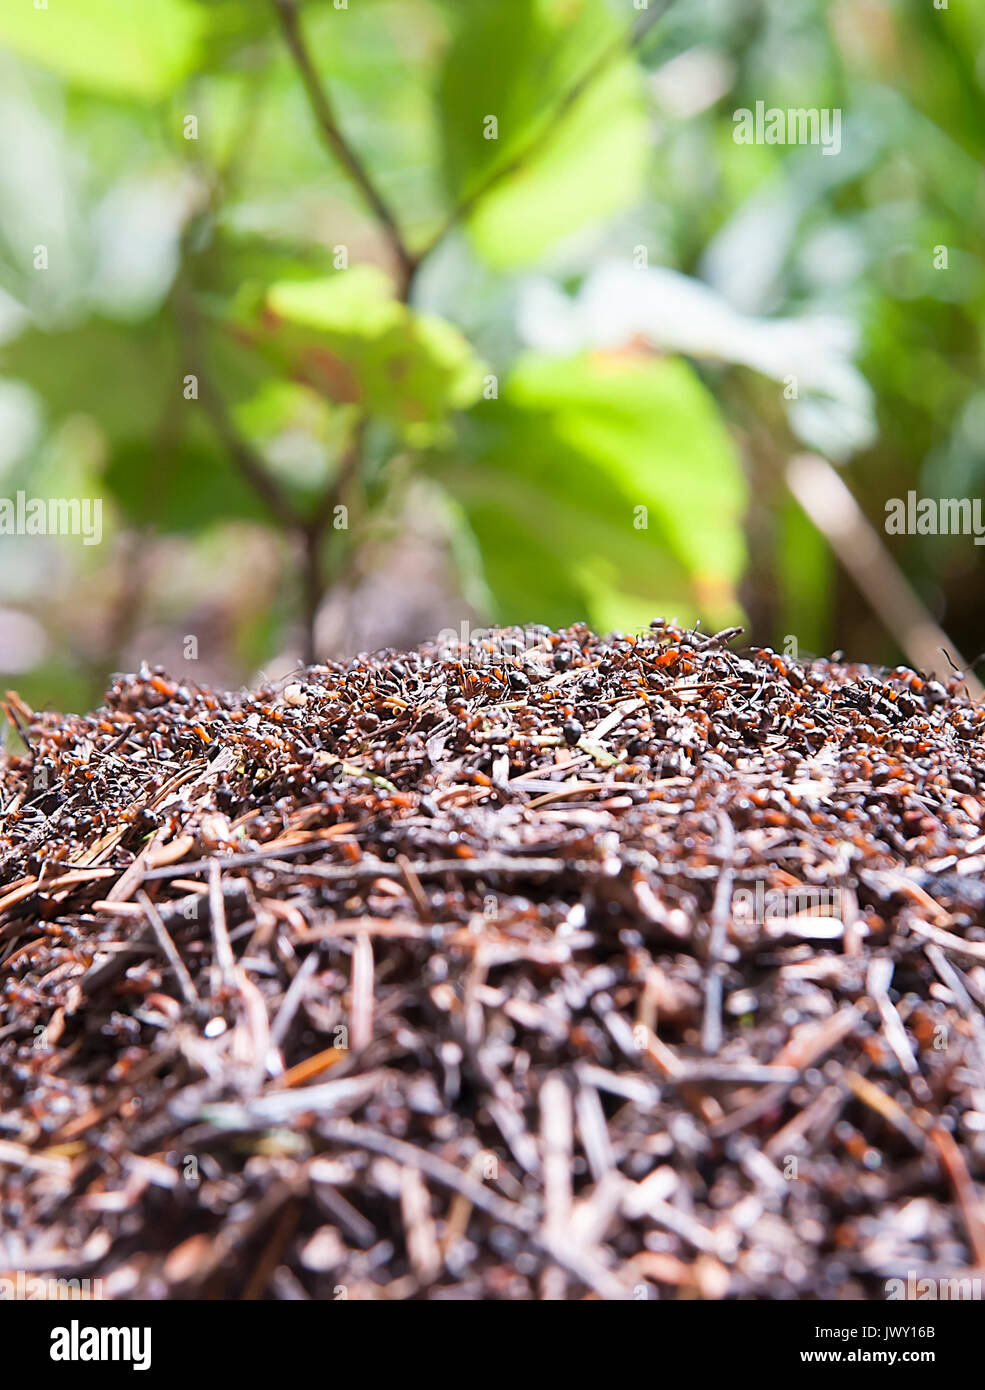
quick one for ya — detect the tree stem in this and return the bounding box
[271,0,417,296]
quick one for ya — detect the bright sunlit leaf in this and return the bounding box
[263,268,485,442]
[436,0,647,267]
[0,0,204,100]
[435,351,747,631]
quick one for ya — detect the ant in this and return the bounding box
[939,647,985,700]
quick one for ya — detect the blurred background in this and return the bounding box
[0,0,983,714]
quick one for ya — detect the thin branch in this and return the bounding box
[298,527,323,667]
[298,417,365,664]
[136,890,201,1012]
[176,285,301,529]
[270,0,417,296]
[786,453,984,696]
[199,385,300,529]
[178,272,370,663]
[311,416,366,532]
[416,1,671,265]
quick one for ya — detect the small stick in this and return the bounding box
[400,1166,441,1285]
[396,853,431,921]
[277,854,570,884]
[349,931,374,1053]
[0,1138,72,1179]
[136,890,200,1010]
[866,956,919,1076]
[574,1078,614,1184]
[318,1119,630,1299]
[209,861,235,988]
[241,1200,300,1301]
[702,813,735,1055]
[269,950,321,1051]
[925,944,985,1076]
[929,1125,985,1268]
[141,845,570,883]
[906,917,985,963]
[843,1071,927,1151]
[711,1006,861,1138]
[540,1076,573,1299]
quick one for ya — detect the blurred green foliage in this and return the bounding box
[0,0,983,713]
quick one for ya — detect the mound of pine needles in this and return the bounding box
[2,622,985,1300]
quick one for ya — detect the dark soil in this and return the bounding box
[2,621,985,1300]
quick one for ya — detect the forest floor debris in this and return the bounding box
[2,622,985,1299]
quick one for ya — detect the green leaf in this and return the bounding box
[269,269,406,337]
[451,495,594,630]
[0,0,204,100]
[1,316,271,533]
[104,438,269,534]
[260,267,484,445]
[467,62,648,268]
[438,0,614,193]
[510,354,747,592]
[436,0,647,267]
[434,352,747,631]
[2,317,175,442]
